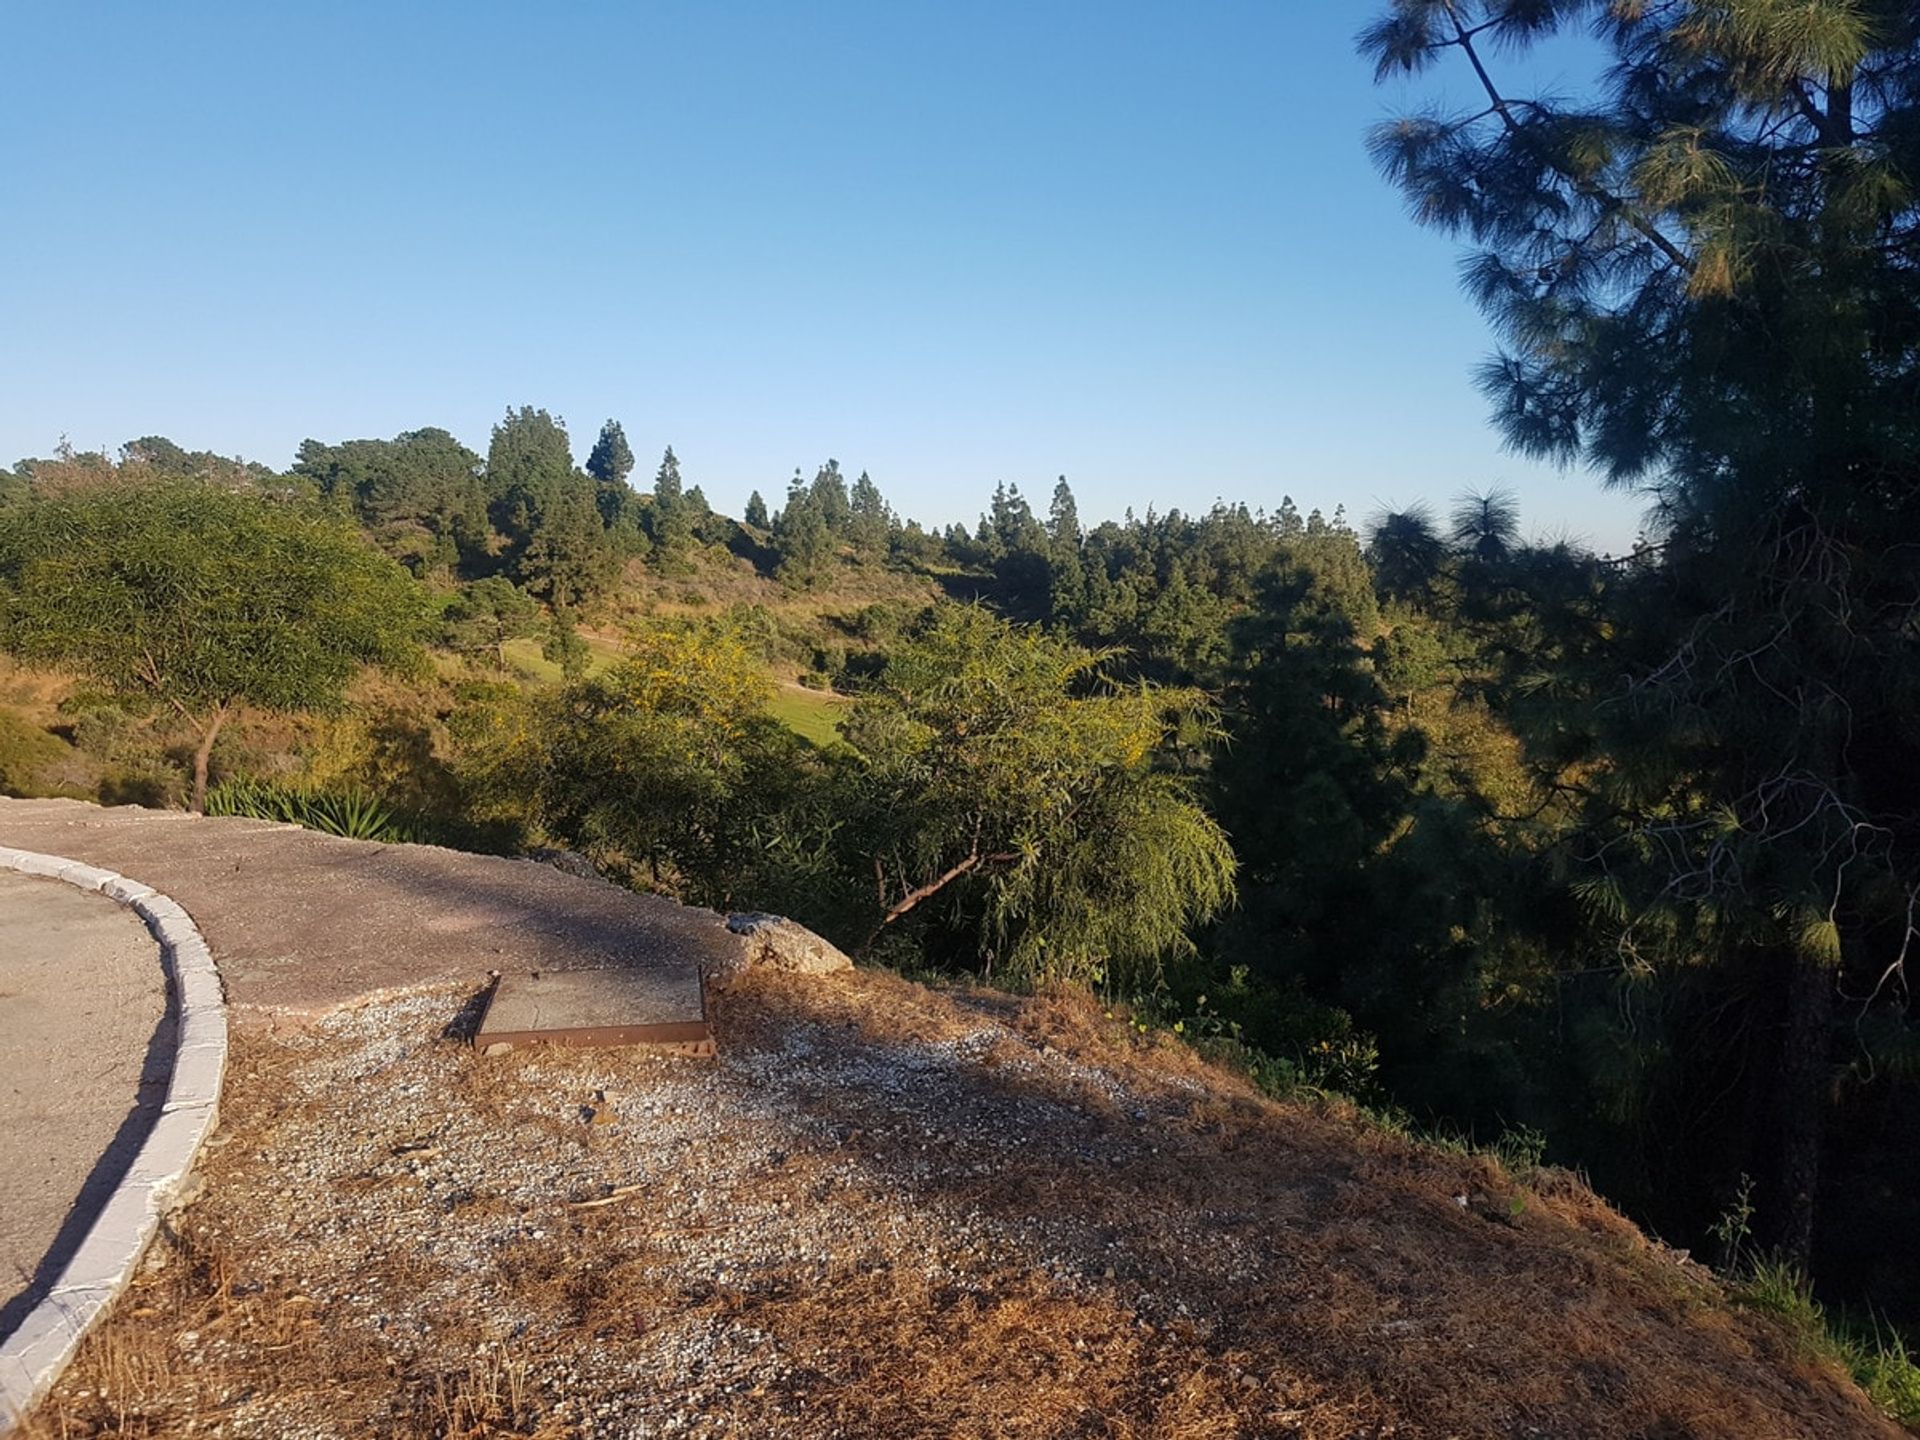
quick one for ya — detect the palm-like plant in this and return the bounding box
[1366,504,1447,602]
[1449,488,1519,563]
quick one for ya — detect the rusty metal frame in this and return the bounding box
[473,975,715,1056]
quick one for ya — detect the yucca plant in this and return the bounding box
[205,776,415,844]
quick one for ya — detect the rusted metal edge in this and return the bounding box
[479,1020,714,1054]
[472,974,714,1056]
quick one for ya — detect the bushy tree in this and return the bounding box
[841,604,1235,987]
[506,618,813,902]
[0,481,423,810]
[295,428,488,575]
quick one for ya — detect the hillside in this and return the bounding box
[22,955,1895,1436]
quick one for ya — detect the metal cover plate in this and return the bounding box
[476,968,712,1055]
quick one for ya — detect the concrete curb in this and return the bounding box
[0,848,227,1434]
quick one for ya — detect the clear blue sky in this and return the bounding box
[0,1,1648,552]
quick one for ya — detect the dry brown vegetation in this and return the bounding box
[22,969,1897,1439]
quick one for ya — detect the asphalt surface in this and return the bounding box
[0,869,168,1335]
[0,798,730,1024]
[0,794,725,1354]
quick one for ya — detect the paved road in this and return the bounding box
[0,798,732,1024]
[0,870,168,1335]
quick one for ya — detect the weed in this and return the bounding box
[1731,1256,1920,1427]
[1491,1125,1548,1184]
[1708,1173,1756,1270]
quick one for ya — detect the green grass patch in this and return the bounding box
[499,634,622,685]
[768,685,850,747]
[1733,1258,1920,1426]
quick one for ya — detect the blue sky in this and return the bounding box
[1,2,1649,551]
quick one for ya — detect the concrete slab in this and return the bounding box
[477,969,713,1055]
[0,799,741,1022]
[0,871,167,1335]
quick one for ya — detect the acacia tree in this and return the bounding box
[0,481,424,810]
[1364,0,1920,1263]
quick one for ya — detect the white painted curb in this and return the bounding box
[0,849,226,1434]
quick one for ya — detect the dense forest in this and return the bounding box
[2,0,1918,1415]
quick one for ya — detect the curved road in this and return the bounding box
[0,870,168,1336]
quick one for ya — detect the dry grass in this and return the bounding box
[20,968,1898,1439]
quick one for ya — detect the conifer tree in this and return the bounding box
[848,470,891,561]
[810,460,851,534]
[774,473,832,586]
[1365,0,1920,1265]
[585,419,634,488]
[1046,477,1088,625]
[1046,476,1082,548]
[649,446,694,559]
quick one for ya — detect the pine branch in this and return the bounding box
[1441,3,1696,276]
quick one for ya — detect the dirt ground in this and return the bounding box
[21,968,1897,1440]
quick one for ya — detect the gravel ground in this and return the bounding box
[24,968,1899,1440]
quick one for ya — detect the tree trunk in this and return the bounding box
[189,705,230,815]
[1774,946,1834,1271]
[858,852,984,956]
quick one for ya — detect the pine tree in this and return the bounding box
[542,605,590,680]
[585,419,634,488]
[810,460,851,534]
[1046,476,1081,546]
[484,406,574,551]
[1046,477,1088,625]
[1365,0,1920,1266]
[485,407,616,604]
[650,447,694,560]
[774,474,832,586]
[848,470,891,561]
[744,490,770,530]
